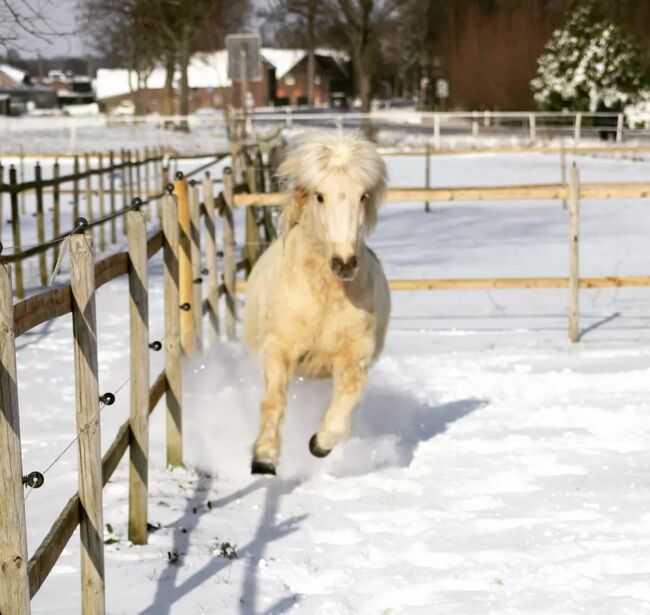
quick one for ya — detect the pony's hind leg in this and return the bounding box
[252,346,294,475]
[310,361,368,458]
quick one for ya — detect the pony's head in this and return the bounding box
[278,130,387,281]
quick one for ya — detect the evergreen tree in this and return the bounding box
[531,1,648,111]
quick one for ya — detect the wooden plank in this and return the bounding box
[233,181,650,207]
[569,165,580,342]
[28,494,80,598]
[0,264,31,615]
[189,181,203,350]
[127,208,149,545]
[13,286,72,337]
[176,175,194,356]
[28,374,167,598]
[97,153,106,252]
[69,230,105,614]
[146,230,163,259]
[162,193,183,467]
[52,160,61,268]
[222,168,237,341]
[34,163,47,286]
[202,176,220,341]
[9,166,24,298]
[233,275,650,294]
[95,252,128,289]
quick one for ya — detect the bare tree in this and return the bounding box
[0,0,75,52]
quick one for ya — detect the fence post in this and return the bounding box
[616,113,624,144]
[19,148,26,215]
[574,113,582,145]
[0,162,4,239]
[127,203,149,545]
[52,160,61,267]
[84,152,94,226]
[128,150,135,205]
[188,179,203,350]
[73,155,80,222]
[9,165,24,298]
[0,263,31,615]
[144,148,152,222]
[97,153,106,252]
[121,150,128,236]
[529,114,536,142]
[70,226,106,614]
[202,172,220,341]
[108,151,116,244]
[244,157,262,275]
[568,164,580,343]
[222,167,237,341]
[424,143,431,213]
[135,150,142,198]
[433,113,441,151]
[162,192,183,467]
[175,172,195,355]
[34,162,47,286]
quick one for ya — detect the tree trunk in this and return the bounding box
[162,51,175,116]
[307,0,316,106]
[179,30,190,117]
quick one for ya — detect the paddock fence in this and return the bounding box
[2,142,650,613]
[0,154,232,615]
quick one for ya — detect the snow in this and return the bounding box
[12,151,650,613]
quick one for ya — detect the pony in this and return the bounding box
[243,131,391,475]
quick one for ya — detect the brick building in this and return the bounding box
[95,48,351,114]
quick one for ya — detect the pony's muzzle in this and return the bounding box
[331,255,359,281]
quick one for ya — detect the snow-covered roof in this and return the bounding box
[0,63,29,86]
[96,48,349,100]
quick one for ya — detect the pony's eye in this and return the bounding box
[361,193,369,202]
[316,193,324,203]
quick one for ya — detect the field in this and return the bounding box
[13,151,650,614]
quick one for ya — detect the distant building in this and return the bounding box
[95,48,352,114]
[40,70,95,107]
[0,64,58,114]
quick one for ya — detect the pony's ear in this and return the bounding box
[282,189,308,229]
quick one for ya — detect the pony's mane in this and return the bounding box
[277,131,387,230]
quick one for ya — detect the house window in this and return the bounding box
[314,75,321,85]
[284,74,295,86]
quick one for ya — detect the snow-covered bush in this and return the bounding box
[531,2,648,111]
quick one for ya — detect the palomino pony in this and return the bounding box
[243,131,390,475]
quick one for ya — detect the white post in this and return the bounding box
[471,111,479,137]
[574,113,582,145]
[616,113,624,144]
[433,113,441,151]
[529,114,536,142]
[568,165,580,343]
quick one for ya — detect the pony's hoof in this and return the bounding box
[309,434,332,458]
[251,459,276,476]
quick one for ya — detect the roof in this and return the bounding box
[96,48,349,100]
[0,64,29,87]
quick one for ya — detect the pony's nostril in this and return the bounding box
[331,257,344,273]
[348,255,358,269]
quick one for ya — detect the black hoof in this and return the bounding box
[251,459,276,476]
[309,434,332,458]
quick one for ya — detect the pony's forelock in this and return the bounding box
[277,131,387,230]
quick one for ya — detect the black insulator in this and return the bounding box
[205,171,211,179]
[180,303,191,311]
[175,171,184,180]
[149,340,162,351]
[189,179,197,187]
[23,471,45,489]
[166,183,174,194]
[100,392,116,406]
[201,268,209,275]
[74,217,89,230]
[193,277,203,284]
[131,197,143,210]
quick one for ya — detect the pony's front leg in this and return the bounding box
[252,346,294,475]
[310,361,368,457]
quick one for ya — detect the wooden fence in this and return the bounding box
[2,146,650,613]
[0,157,227,614]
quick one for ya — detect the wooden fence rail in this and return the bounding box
[0,159,224,614]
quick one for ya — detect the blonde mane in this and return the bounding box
[276,131,387,230]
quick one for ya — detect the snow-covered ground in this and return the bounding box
[14,151,650,614]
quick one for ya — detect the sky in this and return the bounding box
[10,0,85,58]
